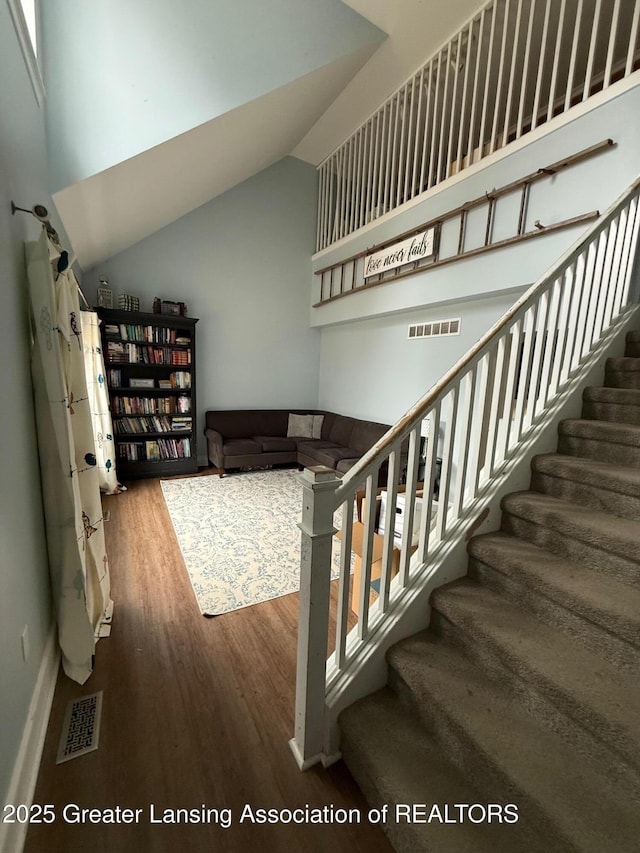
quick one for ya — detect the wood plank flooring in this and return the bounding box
[25,472,393,853]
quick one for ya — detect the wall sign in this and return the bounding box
[364,227,435,278]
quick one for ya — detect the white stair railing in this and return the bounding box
[316,0,640,252]
[292,175,640,769]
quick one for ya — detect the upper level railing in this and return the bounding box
[316,0,640,252]
[292,175,640,769]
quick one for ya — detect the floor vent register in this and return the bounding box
[56,691,103,764]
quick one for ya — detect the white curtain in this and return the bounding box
[80,311,125,495]
[27,231,113,684]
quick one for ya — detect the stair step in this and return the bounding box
[387,633,640,853]
[500,491,640,584]
[468,531,640,672]
[625,331,640,358]
[557,418,640,467]
[428,579,640,773]
[340,688,531,853]
[530,453,640,519]
[581,386,640,425]
[605,356,640,389]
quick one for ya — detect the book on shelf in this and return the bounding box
[117,437,191,462]
[170,371,191,389]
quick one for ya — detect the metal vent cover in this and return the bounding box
[56,692,103,764]
[408,318,461,339]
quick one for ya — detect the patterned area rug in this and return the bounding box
[161,468,341,616]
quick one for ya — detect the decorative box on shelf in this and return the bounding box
[118,294,140,311]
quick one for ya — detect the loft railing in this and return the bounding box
[316,0,640,252]
[292,176,640,769]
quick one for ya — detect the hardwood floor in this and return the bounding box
[25,472,392,853]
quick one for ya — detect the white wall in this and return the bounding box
[86,157,321,463]
[318,290,523,423]
[0,5,56,805]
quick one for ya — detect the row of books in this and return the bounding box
[106,342,191,365]
[104,323,191,346]
[107,369,191,389]
[111,396,191,415]
[118,437,192,462]
[114,416,192,435]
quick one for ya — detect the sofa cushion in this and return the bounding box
[296,439,341,454]
[313,447,360,468]
[328,414,356,447]
[223,438,262,456]
[336,458,360,474]
[254,436,297,453]
[350,421,389,453]
[287,413,314,438]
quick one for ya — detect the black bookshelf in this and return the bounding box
[97,307,199,479]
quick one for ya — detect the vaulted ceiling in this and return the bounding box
[43,0,482,270]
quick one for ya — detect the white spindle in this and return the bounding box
[436,43,453,185]
[353,130,363,233]
[557,260,580,386]
[615,198,640,314]
[365,119,375,225]
[390,92,402,210]
[357,473,377,639]
[419,60,434,193]
[583,0,603,102]
[327,158,335,248]
[531,0,551,128]
[417,403,441,563]
[601,217,625,333]
[604,0,622,89]
[492,0,513,153]
[467,8,487,166]
[435,387,459,540]
[377,106,388,217]
[537,280,561,408]
[411,68,425,199]
[564,0,582,112]
[516,0,536,139]
[513,305,538,440]
[403,76,417,203]
[584,232,608,352]
[339,147,348,240]
[359,124,369,230]
[428,54,443,188]
[445,32,463,177]
[378,448,400,612]
[383,98,395,213]
[501,319,523,459]
[316,164,325,251]
[526,292,550,425]
[454,368,479,516]
[626,0,640,77]
[456,20,474,174]
[549,275,572,398]
[478,0,498,161]
[334,495,354,669]
[486,336,507,474]
[547,0,566,121]
[398,426,421,586]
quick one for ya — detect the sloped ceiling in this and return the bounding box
[45,0,483,271]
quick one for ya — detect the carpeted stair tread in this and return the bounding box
[340,688,531,853]
[468,531,640,649]
[605,356,640,372]
[530,454,640,519]
[501,491,640,562]
[558,418,640,446]
[387,633,640,853]
[583,386,640,405]
[429,579,640,766]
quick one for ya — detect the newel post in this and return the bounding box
[290,465,339,770]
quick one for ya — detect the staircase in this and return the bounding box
[339,331,640,853]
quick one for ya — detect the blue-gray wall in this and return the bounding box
[0,6,55,804]
[314,83,640,423]
[87,156,321,464]
[41,0,384,193]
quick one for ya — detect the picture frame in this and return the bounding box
[129,378,155,389]
[97,286,113,309]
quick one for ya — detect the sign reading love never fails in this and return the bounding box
[364,227,436,278]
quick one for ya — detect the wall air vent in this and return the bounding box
[408,318,461,340]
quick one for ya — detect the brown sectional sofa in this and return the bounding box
[204,409,394,477]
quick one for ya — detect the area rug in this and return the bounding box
[161,468,344,616]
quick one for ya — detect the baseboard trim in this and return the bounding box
[0,623,59,853]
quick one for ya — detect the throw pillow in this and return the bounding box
[312,414,324,440]
[287,413,314,438]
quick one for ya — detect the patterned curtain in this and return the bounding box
[79,311,124,495]
[26,231,113,684]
